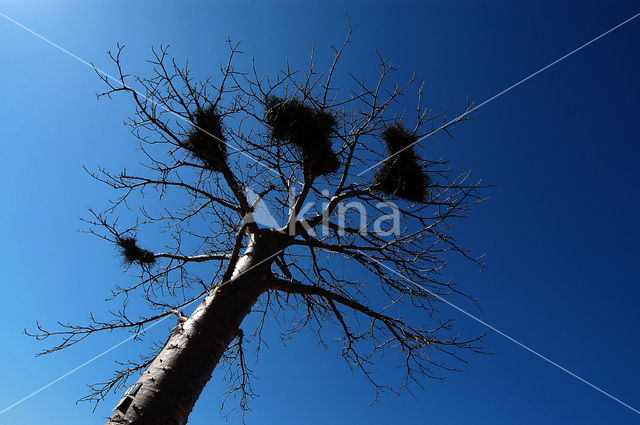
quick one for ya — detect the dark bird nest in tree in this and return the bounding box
[373,124,431,203]
[184,107,227,171]
[265,96,340,178]
[116,237,155,265]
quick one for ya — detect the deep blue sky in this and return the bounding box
[1,1,639,424]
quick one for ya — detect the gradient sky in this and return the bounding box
[1,1,639,424]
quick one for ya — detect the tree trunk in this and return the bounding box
[105,232,279,425]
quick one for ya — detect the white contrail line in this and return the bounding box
[358,10,640,176]
[0,248,285,415]
[362,253,640,415]
[0,11,284,179]
[0,321,163,416]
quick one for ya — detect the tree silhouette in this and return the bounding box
[29,26,486,425]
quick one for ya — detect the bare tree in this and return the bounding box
[29,26,486,425]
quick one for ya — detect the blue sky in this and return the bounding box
[1,1,639,424]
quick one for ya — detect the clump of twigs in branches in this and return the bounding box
[184,106,227,171]
[265,96,339,178]
[374,124,431,203]
[116,237,155,265]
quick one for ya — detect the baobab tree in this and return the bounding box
[30,27,486,425]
